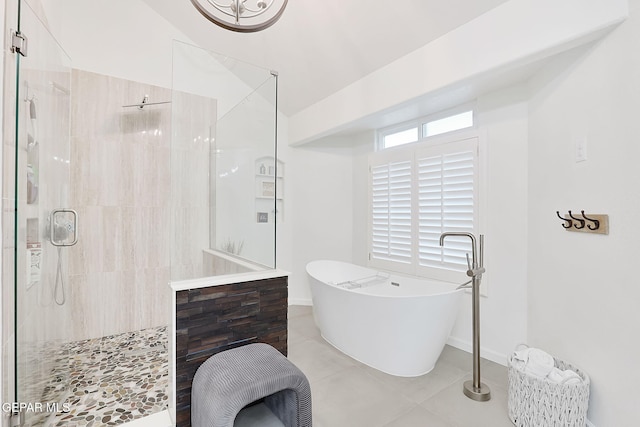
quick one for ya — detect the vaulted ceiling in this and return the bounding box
[142,0,510,116]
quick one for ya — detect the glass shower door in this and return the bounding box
[13,1,73,424]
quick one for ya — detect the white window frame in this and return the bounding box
[368,129,485,284]
[377,105,475,151]
[377,120,421,150]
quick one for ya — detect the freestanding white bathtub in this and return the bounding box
[306,260,463,377]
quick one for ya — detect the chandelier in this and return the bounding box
[191,0,288,33]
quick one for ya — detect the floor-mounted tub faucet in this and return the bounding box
[439,232,485,279]
[439,232,491,402]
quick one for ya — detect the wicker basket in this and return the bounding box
[507,348,590,427]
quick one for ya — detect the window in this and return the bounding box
[416,142,476,271]
[378,110,474,150]
[423,110,473,138]
[369,135,479,280]
[371,159,413,264]
[380,127,419,149]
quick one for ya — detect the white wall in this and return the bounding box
[527,1,640,424]
[288,139,355,304]
[351,132,375,268]
[40,0,184,91]
[43,0,259,119]
[275,111,294,280]
[288,0,628,145]
[446,88,529,363]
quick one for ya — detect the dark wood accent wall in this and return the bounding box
[175,276,288,427]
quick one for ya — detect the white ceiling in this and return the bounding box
[142,0,510,117]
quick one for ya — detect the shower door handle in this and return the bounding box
[50,208,78,247]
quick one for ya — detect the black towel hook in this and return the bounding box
[581,210,600,230]
[556,211,572,229]
[568,210,585,229]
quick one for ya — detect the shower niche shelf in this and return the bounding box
[255,156,283,223]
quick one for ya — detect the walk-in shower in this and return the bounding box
[2,1,278,425]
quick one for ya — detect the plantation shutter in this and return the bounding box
[370,159,413,265]
[368,136,478,276]
[417,139,477,271]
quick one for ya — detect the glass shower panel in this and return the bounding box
[13,1,72,424]
[171,41,277,281]
[215,77,278,268]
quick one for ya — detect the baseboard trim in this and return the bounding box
[446,336,508,367]
[288,298,313,306]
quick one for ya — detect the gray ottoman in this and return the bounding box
[192,343,312,427]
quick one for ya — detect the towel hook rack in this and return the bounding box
[557,210,609,234]
[580,210,600,230]
[556,211,572,229]
[567,210,585,229]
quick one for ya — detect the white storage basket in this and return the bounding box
[507,348,590,427]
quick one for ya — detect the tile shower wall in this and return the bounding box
[170,91,215,282]
[68,69,215,341]
[68,69,172,341]
[70,70,216,340]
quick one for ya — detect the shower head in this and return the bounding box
[122,94,171,110]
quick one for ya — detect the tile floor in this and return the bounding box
[26,327,169,427]
[288,305,514,427]
[28,305,514,427]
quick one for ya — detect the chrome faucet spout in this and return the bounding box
[439,232,478,268]
[438,231,476,246]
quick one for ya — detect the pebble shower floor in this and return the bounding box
[25,326,169,427]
